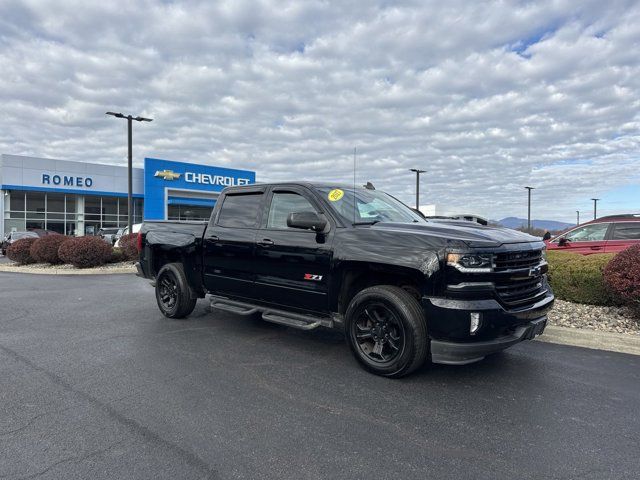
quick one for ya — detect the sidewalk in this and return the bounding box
[537,325,640,356]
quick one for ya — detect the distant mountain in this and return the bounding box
[497,217,574,231]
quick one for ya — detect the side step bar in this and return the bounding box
[209,296,333,331]
[210,298,260,316]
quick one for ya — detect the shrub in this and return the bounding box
[546,250,616,305]
[6,237,38,265]
[603,245,640,313]
[30,234,67,264]
[109,247,125,264]
[118,233,139,261]
[58,236,113,268]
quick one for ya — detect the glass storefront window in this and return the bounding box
[85,197,101,215]
[66,222,76,236]
[103,197,117,215]
[26,192,45,213]
[26,220,45,230]
[47,193,65,213]
[47,222,65,234]
[168,204,213,221]
[4,192,143,236]
[10,191,25,211]
[66,196,76,212]
[118,198,128,215]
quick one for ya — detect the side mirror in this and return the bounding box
[287,211,327,232]
[558,237,569,247]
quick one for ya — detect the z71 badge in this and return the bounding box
[304,273,323,281]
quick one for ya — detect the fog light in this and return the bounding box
[470,312,481,335]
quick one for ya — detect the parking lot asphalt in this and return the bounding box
[1,272,639,480]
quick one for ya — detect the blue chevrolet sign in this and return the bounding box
[143,157,256,220]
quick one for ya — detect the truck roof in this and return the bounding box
[223,181,369,193]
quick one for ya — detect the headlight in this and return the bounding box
[446,253,493,273]
[541,248,547,262]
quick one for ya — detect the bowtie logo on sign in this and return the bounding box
[154,170,181,180]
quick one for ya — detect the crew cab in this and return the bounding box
[136,182,554,377]
[546,214,640,255]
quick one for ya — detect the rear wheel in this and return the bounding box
[155,263,197,318]
[345,285,428,378]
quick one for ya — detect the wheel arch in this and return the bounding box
[332,261,431,315]
[149,245,205,297]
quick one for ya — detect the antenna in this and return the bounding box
[353,147,357,224]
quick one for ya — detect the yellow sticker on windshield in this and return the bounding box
[328,189,344,202]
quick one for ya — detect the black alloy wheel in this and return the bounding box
[158,272,179,311]
[353,303,405,365]
[345,285,428,378]
[155,263,197,319]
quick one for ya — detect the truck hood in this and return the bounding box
[371,221,541,248]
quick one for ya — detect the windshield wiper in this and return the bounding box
[353,220,381,226]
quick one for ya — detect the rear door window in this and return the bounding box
[611,222,640,240]
[217,193,263,229]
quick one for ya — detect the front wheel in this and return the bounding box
[345,285,428,378]
[155,263,197,319]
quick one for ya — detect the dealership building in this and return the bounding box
[0,154,255,236]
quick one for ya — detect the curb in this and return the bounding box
[536,325,640,356]
[0,265,136,275]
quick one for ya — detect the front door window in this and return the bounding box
[562,223,609,242]
[266,192,317,229]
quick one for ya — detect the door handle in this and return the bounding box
[209,235,219,241]
[590,246,602,250]
[257,239,274,246]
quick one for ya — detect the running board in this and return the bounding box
[210,298,260,316]
[262,312,322,330]
[209,296,332,330]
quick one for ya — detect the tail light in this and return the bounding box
[136,232,143,252]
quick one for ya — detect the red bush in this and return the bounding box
[604,244,640,312]
[58,236,113,268]
[30,235,67,264]
[6,237,38,265]
[118,233,139,261]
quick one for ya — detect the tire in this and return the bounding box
[345,285,428,378]
[155,263,197,319]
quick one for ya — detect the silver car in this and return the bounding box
[1,231,39,255]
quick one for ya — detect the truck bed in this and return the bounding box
[138,220,208,282]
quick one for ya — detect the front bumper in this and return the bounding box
[430,316,547,365]
[422,290,554,365]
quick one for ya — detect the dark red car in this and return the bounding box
[546,214,640,255]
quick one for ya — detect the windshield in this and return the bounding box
[317,187,425,224]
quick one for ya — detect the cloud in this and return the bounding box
[0,0,638,221]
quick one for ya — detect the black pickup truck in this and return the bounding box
[137,182,553,377]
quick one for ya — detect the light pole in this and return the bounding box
[590,198,600,220]
[576,210,580,226]
[106,112,153,233]
[409,168,426,211]
[525,186,535,233]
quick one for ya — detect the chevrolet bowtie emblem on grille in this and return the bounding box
[528,266,542,277]
[154,170,181,180]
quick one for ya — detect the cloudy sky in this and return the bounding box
[1,0,639,222]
